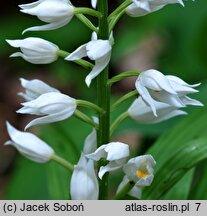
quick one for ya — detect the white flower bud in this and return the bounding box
[5,122,54,163]
[86,142,130,179]
[126,0,184,17]
[19,0,74,33]
[19,78,60,101]
[6,37,59,64]
[70,154,99,200]
[17,92,77,130]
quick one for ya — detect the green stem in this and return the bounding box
[51,154,74,171]
[76,99,105,114]
[109,9,126,33]
[114,181,135,200]
[108,0,132,21]
[110,111,129,135]
[74,110,99,130]
[111,90,138,111]
[108,70,141,86]
[76,14,98,33]
[74,7,102,18]
[57,50,93,70]
[97,0,110,200]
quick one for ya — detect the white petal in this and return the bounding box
[6,122,54,163]
[24,107,75,130]
[91,0,97,8]
[140,70,176,94]
[150,90,184,108]
[22,18,71,34]
[86,40,111,60]
[98,159,126,179]
[91,31,98,41]
[135,82,157,116]
[86,145,108,161]
[128,97,187,124]
[70,154,99,200]
[65,44,87,61]
[85,52,111,87]
[83,117,98,154]
[19,0,45,9]
[180,96,204,107]
[104,142,130,161]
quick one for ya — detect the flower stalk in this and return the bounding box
[108,70,141,86]
[76,99,105,114]
[57,50,93,70]
[110,111,129,135]
[75,14,98,32]
[111,90,138,111]
[114,181,135,200]
[74,7,102,18]
[51,154,74,171]
[74,110,99,130]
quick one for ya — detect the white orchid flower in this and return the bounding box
[19,0,74,33]
[83,117,98,155]
[65,33,112,87]
[17,92,77,130]
[135,69,202,116]
[19,78,60,101]
[70,154,99,200]
[91,0,97,8]
[5,122,54,163]
[117,155,156,199]
[6,37,59,64]
[126,0,184,17]
[128,96,187,124]
[86,142,130,179]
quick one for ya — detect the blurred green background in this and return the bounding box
[0,0,207,200]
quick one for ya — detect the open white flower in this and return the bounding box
[19,0,74,33]
[17,92,77,130]
[19,78,60,101]
[126,0,184,17]
[117,155,156,199]
[65,33,112,87]
[91,0,97,8]
[6,37,59,64]
[5,122,54,163]
[128,96,187,124]
[135,69,202,116]
[70,154,99,200]
[86,142,130,179]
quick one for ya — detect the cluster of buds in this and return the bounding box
[4,0,203,200]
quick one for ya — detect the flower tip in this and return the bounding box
[85,77,92,87]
